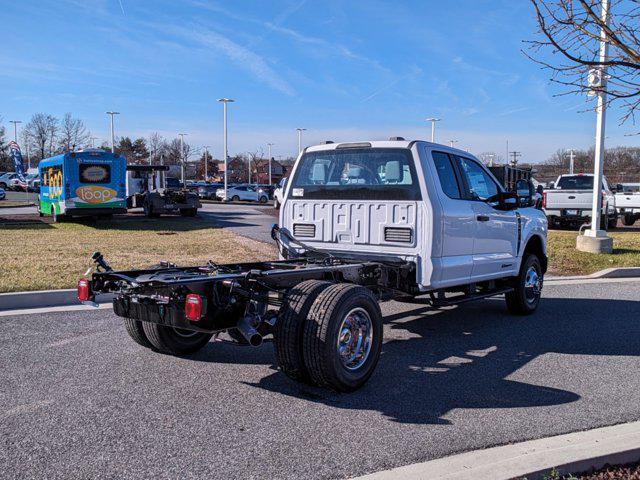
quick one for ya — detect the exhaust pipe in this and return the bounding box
[237,315,263,347]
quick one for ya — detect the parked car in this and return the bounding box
[216,184,269,203]
[197,183,223,200]
[8,176,28,191]
[273,177,287,209]
[543,173,617,229]
[0,186,5,201]
[0,172,20,190]
[615,183,640,226]
[82,138,547,392]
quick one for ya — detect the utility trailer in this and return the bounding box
[79,139,548,392]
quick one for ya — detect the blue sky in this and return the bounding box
[2,0,637,162]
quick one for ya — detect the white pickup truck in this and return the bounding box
[543,173,617,229]
[82,138,548,392]
[615,184,640,226]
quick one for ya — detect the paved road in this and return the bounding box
[199,202,276,244]
[1,280,639,479]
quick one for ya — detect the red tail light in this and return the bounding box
[184,294,203,322]
[542,191,547,209]
[77,278,91,302]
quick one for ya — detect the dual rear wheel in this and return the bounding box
[274,281,383,392]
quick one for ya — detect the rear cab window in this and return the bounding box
[290,148,421,200]
[557,175,595,190]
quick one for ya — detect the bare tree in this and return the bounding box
[147,132,166,164]
[24,113,58,161]
[526,0,640,124]
[0,117,10,171]
[58,113,90,152]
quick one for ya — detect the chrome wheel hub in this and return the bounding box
[524,266,542,304]
[336,307,373,371]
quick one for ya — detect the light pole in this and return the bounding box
[449,139,457,148]
[566,149,575,174]
[106,112,120,153]
[178,133,188,184]
[577,0,612,253]
[426,118,440,142]
[296,128,306,154]
[90,137,98,148]
[203,145,211,181]
[267,143,274,184]
[218,98,234,200]
[9,120,22,142]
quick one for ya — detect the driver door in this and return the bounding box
[454,156,519,280]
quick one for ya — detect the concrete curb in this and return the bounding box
[0,289,113,312]
[354,421,640,480]
[546,266,640,282]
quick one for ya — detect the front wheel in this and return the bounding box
[142,322,213,355]
[505,254,543,315]
[259,195,268,203]
[232,195,240,202]
[303,284,383,392]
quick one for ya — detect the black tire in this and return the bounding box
[180,208,197,217]
[303,284,383,392]
[259,195,268,204]
[141,322,213,355]
[0,182,6,189]
[123,318,155,349]
[143,202,154,218]
[505,254,543,315]
[608,215,618,230]
[623,214,636,226]
[274,280,332,383]
[232,195,240,202]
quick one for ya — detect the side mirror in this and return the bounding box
[515,179,533,207]
[616,184,624,193]
[548,182,555,190]
[536,184,544,195]
[496,192,519,210]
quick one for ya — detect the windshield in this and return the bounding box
[557,176,596,190]
[290,148,421,200]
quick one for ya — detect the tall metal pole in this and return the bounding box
[426,118,440,142]
[568,149,575,175]
[9,120,22,142]
[106,112,120,153]
[296,128,306,154]
[449,139,457,148]
[178,133,187,185]
[203,146,210,181]
[589,0,610,237]
[218,99,234,200]
[267,143,274,185]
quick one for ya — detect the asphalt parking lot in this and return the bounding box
[1,279,639,480]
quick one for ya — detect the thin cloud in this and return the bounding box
[155,23,296,96]
[499,106,532,116]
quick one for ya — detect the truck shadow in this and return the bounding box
[240,296,639,425]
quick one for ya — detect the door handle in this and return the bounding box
[476,215,490,222]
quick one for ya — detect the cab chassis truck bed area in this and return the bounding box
[79,139,547,391]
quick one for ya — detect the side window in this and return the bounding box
[431,151,461,199]
[456,157,499,201]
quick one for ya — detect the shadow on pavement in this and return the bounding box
[226,296,640,424]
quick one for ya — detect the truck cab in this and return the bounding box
[279,139,547,292]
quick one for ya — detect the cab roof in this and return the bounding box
[304,139,472,157]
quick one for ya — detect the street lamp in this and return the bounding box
[565,149,576,175]
[178,133,188,184]
[9,120,22,142]
[576,0,612,254]
[218,98,235,200]
[449,139,457,148]
[425,118,441,143]
[267,143,274,185]
[203,145,211,181]
[90,137,98,148]
[106,111,120,153]
[296,128,306,154]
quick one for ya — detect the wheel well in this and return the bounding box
[523,235,547,273]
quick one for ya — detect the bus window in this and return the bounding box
[79,163,111,184]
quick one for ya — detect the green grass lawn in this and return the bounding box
[547,230,640,276]
[0,215,276,293]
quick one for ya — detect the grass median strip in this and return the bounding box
[0,216,277,293]
[548,230,640,276]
